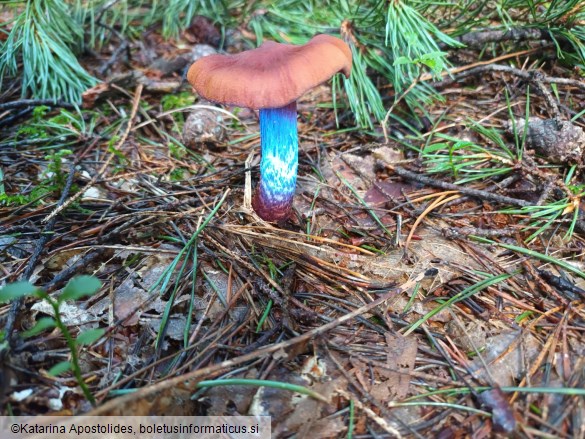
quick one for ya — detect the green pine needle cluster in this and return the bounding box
[245,0,460,127]
[0,0,97,103]
[1,0,585,123]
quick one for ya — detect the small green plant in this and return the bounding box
[169,168,186,181]
[32,105,50,119]
[0,183,53,207]
[168,139,188,160]
[161,91,194,113]
[0,276,104,406]
[12,107,98,147]
[44,148,73,188]
[0,143,75,207]
[45,109,98,140]
[16,106,52,140]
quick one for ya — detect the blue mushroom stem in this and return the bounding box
[252,102,298,222]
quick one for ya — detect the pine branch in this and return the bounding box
[0,0,97,103]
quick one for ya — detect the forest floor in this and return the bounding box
[1,16,585,439]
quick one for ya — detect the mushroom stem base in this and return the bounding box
[252,102,298,222]
[252,188,293,222]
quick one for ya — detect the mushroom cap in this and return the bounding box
[187,34,352,109]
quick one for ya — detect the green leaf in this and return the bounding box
[22,317,56,338]
[59,276,102,302]
[393,56,413,66]
[0,281,39,303]
[76,328,105,346]
[48,361,71,376]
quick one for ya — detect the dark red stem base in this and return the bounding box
[252,187,293,222]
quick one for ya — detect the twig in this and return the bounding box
[390,165,532,207]
[0,108,35,129]
[0,99,76,111]
[431,63,585,93]
[528,71,562,119]
[96,23,131,76]
[440,27,549,50]
[98,40,130,76]
[43,251,105,292]
[95,0,122,24]
[0,136,80,148]
[444,226,518,239]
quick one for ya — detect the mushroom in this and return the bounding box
[187,34,352,222]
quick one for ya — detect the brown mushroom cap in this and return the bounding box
[187,34,352,109]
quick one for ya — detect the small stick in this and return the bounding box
[0,99,75,111]
[431,63,585,93]
[390,165,532,207]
